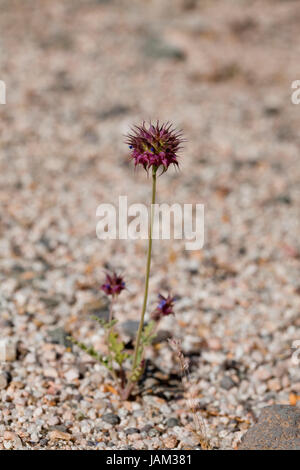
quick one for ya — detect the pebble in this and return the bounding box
[166,417,180,428]
[102,413,121,425]
[0,372,8,390]
[43,367,59,378]
[0,0,299,452]
[207,338,222,351]
[220,376,236,390]
[64,368,80,382]
[125,427,140,435]
[49,430,72,441]
[267,378,281,392]
[121,320,139,338]
[0,339,16,361]
[253,367,273,381]
[3,431,22,449]
[163,435,178,449]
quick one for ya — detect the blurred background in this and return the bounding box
[0,0,299,448]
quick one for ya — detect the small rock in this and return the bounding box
[83,298,109,321]
[207,337,222,351]
[43,367,59,378]
[152,330,172,345]
[141,424,153,434]
[48,328,72,348]
[3,431,22,449]
[40,439,49,446]
[267,378,281,392]
[121,320,140,338]
[0,339,16,361]
[125,427,140,435]
[98,104,130,120]
[142,37,185,61]
[239,405,300,450]
[166,417,180,428]
[253,367,272,381]
[220,376,236,390]
[49,430,72,441]
[102,413,120,425]
[40,295,61,308]
[48,425,68,433]
[132,440,145,450]
[0,372,9,390]
[149,428,160,437]
[164,435,178,449]
[263,97,282,116]
[64,368,79,382]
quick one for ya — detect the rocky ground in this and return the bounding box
[0,0,300,450]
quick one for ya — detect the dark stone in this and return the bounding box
[39,439,49,446]
[48,424,68,433]
[83,298,109,322]
[141,424,153,434]
[48,328,72,348]
[151,329,172,345]
[148,428,160,437]
[2,371,12,385]
[275,195,292,205]
[40,296,60,308]
[239,405,300,450]
[142,37,186,61]
[98,105,130,120]
[125,428,140,435]
[102,413,120,425]
[121,320,140,338]
[166,417,180,428]
[106,441,115,447]
[87,440,98,446]
[220,376,236,390]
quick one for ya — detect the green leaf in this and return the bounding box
[141,321,157,346]
[108,330,128,367]
[91,316,118,330]
[67,336,111,370]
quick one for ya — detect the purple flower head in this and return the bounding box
[100,271,126,297]
[151,293,176,321]
[125,121,184,172]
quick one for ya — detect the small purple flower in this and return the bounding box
[100,271,126,297]
[125,121,184,172]
[151,293,176,321]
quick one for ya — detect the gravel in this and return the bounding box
[0,0,299,450]
[102,414,121,426]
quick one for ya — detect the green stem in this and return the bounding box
[107,294,116,378]
[131,167,157,372]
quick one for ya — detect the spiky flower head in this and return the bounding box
[100,271,125,297]
[125,121,184,172]
[151,293,176,321]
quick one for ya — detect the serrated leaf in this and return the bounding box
[108,330,128,366]
[91,316,118,330]
[67,336,111,370]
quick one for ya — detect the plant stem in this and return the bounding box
[107,295,116,376]
[131,167,157,372]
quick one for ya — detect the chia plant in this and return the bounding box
[69,121,184,400]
